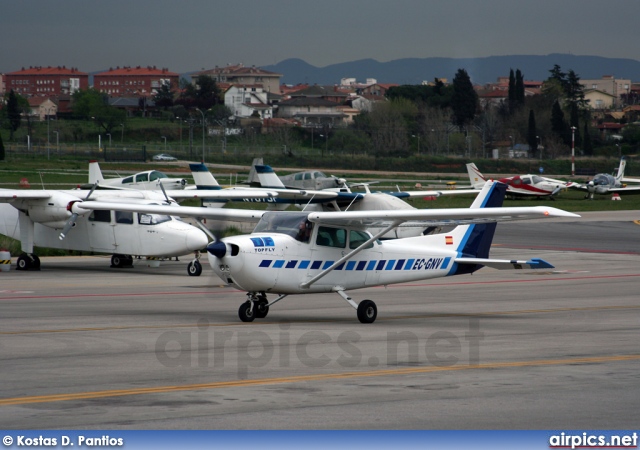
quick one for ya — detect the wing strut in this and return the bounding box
[299,220,403,289]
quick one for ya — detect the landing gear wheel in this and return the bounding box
[111,254,126,268]
[187,260,202,276]
[238,301,256,322]
[16,254,32,271]
[31,255,41,270]
[357,299,377,324]
[255,300,269,319]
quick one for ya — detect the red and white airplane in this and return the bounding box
[466,163,574,198]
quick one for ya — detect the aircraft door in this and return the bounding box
[87,210,117,252]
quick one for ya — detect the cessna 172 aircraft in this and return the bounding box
[571,157,640,199]
[466,163,574,197]
[245,157,347,191]
[86,161,188,190]
[74,181,579,323]
[0,184,277,273]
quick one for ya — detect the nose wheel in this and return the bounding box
[187,251,202,276]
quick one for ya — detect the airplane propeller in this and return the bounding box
[59,183,99,240]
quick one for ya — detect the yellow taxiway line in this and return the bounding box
[1,354,638,407]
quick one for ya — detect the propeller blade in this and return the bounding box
[59,213,78,240]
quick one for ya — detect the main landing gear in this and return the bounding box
[237,290,378,324]
[16,253,41,271]
[110,254,133,268]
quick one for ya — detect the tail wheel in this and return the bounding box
[357,299,377,324]
[238,301,256,322]
[187,260,202,276]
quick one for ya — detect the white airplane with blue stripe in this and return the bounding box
[76,181,579,323]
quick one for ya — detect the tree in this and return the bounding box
[451,69,478,129]
[515,69,525,106]
[551,100,568,145]
[154,83,174,109]
[508,69,516,114]
[72,88,126,135]
[527,110,539,159]
[176,75,221,110]
[6,90,21,140]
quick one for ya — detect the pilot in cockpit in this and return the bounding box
[295,219,313,243]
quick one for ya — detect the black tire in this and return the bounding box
[238,301,256,322]
[32,255,41,270]
[357,299,377,324]
[187,261,202,277]
[255,300,269,319]
[111,254,124,268]
[16,254,30,271]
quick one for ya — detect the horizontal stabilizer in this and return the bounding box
[455,257,554,270]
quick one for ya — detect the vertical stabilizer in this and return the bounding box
[466,163,487,189]
[88,161,105,185]
[448,181,507,274]
[245,158,264,185]
[615,157,627,182]
[189,163,220,190]
[255,165,286,188]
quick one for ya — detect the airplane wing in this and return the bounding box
[387,189,479,199]
[163,188,280,201]
[0,190,54,201]
[305,205,579,228]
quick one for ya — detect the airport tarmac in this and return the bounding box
[0,214,639,429]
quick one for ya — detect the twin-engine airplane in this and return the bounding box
[74,181,579,323]
[571,157,640,199]
[466,163,573,197]
[0,182,277,273]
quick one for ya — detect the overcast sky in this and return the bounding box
[2,0,639,75]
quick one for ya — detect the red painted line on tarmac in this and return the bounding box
[0,290,236,301]
[386,272,640,288]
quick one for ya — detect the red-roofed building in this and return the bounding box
[194,64,282,94]
[93,66,179,97]
[5,66,88,97]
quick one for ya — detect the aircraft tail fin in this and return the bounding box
[88,161,105,185]
[245,157,264,186]
[255,165,286,188]
[615,157,627,182]
[446,181,506,275]
[189,163,220,190]
[466,163,487,189]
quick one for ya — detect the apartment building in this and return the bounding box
[580,75,631,107]
[194,64,282,94]
[93,66,179,97]
[4,66,88,97]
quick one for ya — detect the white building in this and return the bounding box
[224,85,273,120]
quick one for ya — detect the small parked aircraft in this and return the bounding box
[246,158,346,191]
[75,181,579,323]
[571,157,640,199]
[466,163,574,197]
[0,183,278,273]
[86,161,189,190]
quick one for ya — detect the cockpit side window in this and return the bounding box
[89,210,111,223]
[139,214,171,225]
[349,230,373,249]
[316,226,346,248]
[122,176,133,184]
[115,211,134,224]
[136,173,149,183]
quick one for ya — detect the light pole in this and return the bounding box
[161,136,167,152]
[53,131,59,155]
[571,126,577,176]
[195,108,205,163]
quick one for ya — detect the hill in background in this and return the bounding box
[262,54,640,85]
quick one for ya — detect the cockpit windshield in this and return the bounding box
[531,175,544,184]
[254,212,313,242]
[149,171,168,181]
[593,174,615,186]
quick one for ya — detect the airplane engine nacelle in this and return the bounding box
[26,192,82,229]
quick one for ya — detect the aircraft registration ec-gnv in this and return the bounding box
[75,181,580,323]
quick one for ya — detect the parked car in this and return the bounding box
[152,153,177,162]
